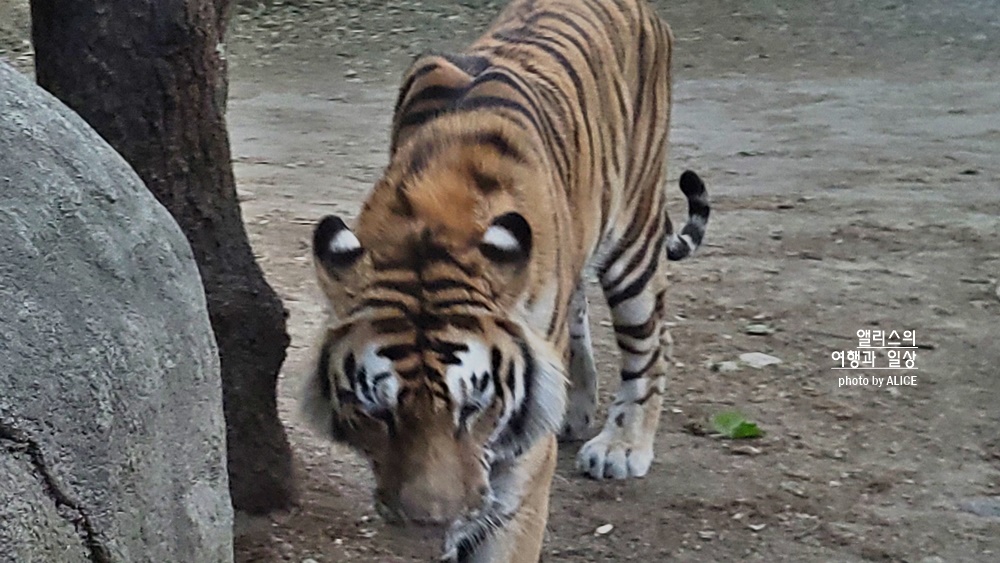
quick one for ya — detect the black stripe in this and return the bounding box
[529,18,604,189]
[531,13,601,85]
[613,316,656,340]
[546,305,565,340]
[635,386,662,405]
[443,314,483,332]
[343,353,357,386]
[473,70,541,112]
[335,388,357,406]
[433,252,480,278]
[600,212,660,290]
[504,354,518,392]
[601,172,665,276]
[633,49,664,189]
[491,361,506,409]
[490,347,503,379]
[432,388,453,405]
[491,32,587,106]
[356,367,375,404]
[398,107,446,130]
[471,170,502,193]
[432,298,492,310]
[329,412,351,441]
[621,350,660,381]
[633,25,647,133]
[412,311,448,333]
[610,73,630,156]
[407,140,436,178]
[377,343,418,361]
[393,62,440,116]
[606,237,663,309]
[413,240,481,277]
[580,0,625,66]
[615,338,648,356]
[493,31,595,189]
[394,186,415,218]
[504,341,536,442]
[597,209,647,280]
[610,0,637,36]
[371,317,413,335]
[370,279,422,295]
[546,220,565,338]
[494,318,522,340]
[510,62,573,183]
[545,301,561,338]
[459,403,480,429]
[423,278,482,295]
[371,257,416,271]
[397,84,467,124]
[655,289,667,313]
[431,340,469,365]
[466,130,527,163]
[316,345,332,400]
[456,95,541,135]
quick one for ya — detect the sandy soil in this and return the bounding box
[5,1,1000,561]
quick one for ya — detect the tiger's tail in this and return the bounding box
[666,170,710,261]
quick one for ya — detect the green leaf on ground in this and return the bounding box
[711,411,764,439]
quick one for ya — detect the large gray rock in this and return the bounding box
[0,62,233,562]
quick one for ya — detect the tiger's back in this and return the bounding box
[393,0,679,276]
[302,1,710,562]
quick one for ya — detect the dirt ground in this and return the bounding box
[4,1,1000,561]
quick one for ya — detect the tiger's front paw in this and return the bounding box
[576,434,654,480]
[575,406,655,480]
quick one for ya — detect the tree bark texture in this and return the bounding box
[31,0,295,514]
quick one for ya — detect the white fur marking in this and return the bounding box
[358,344,399,409]
[329,229,361,253]
[487,325,568,457]
[445,340,494,425]
[612,291,655,326]
[482,225,521,252]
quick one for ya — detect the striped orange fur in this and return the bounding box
[301,1,710,561]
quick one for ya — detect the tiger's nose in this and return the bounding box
[396,484,462,526]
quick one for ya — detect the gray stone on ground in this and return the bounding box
[0,62,233,562]
[739,352,783,369]
[958,496,1000,518]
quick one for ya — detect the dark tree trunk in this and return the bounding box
[30,0,295,514]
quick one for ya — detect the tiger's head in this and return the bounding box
[300,134,567,527]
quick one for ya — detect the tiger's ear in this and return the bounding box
[314,215,364,270]
[480,212,532,264]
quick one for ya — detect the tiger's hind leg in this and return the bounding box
[576,235,672,479]
[559,282,599,442]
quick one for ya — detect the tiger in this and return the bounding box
[300,0,711,561]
